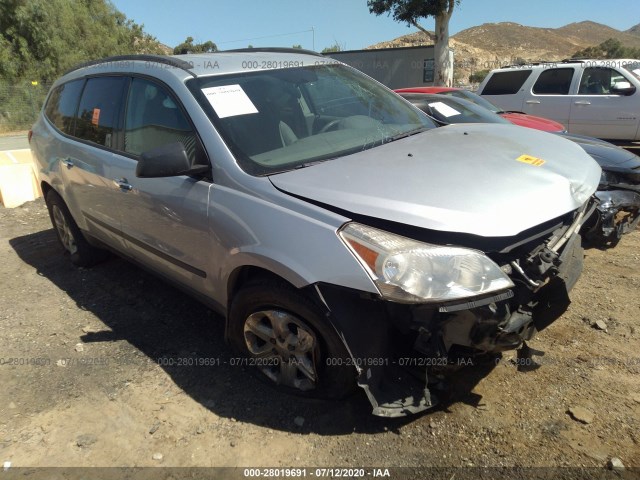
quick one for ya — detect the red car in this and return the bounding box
[394,87,566,133]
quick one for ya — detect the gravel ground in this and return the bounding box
[0,198,639,479]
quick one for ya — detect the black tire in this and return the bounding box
[228,280,356,399]
[45,190,108,267]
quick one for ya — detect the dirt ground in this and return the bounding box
[1,198,639,478]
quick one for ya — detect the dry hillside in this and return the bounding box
[367,21,640,86]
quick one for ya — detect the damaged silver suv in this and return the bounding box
[30,49,601,417]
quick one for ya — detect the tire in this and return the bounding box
[45,190,108,267]
[228,280,356,399]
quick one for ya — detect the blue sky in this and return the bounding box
[110,0,640,51]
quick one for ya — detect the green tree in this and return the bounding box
[321,42,343,53]
[469,69,489,84]
[173,37,217,54]
[0,0,163,83]
[292,44,302,49]
[573,38,640,59]
[368,0,460,86]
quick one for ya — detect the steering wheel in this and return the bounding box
[318,118,343,133]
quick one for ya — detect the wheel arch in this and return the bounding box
[40,181,53,199]
[227,265,310,311]
[224,264,325,338]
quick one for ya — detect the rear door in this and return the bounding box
[520,67,577,128]
[569,66,640,139]
[110,77,213,294]
[54,76,129,248]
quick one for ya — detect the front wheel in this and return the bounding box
[228,281,356,399]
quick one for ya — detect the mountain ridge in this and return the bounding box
[367,20,640,85]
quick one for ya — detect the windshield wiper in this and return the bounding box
[384,127,431,143]
[294,159,331,169]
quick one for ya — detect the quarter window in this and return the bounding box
[44,80,84,135]
[532,68,574,95]
[75,77,128,147]
[481,70,532,95]
[124,78,198,163]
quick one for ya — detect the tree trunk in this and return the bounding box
[410,20,433,42]
[434,6,453,86]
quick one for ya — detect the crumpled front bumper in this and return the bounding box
[585,185,640,246]
[315,202,595,417]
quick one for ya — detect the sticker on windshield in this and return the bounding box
[201,85,258,118]
[517,154,546,167]
[428,102,460,118]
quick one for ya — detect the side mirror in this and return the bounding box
[136,142,209,178]
[611,81,636,96]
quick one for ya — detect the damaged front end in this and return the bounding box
[583,168,640,247]
[317,199,597,417]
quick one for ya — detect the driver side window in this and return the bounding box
[578,67,628,95]
[124,78,199,163]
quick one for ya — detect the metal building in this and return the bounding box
[326,45,448,89]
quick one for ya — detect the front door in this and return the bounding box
[111,77,213,295]
[569,66,640,140]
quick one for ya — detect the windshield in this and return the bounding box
[189,64,435,175]
[399,94,510,125]
[444,89,502,113]
[622,62,640,82]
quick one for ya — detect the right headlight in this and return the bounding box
[339,223,514,304]
[600,169,622,185]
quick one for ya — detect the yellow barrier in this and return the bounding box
[0,149,43,208]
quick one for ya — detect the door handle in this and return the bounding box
[113,178,132,191]
[574,100,591,105]
[525,100,541,104]
[61,158,74,168]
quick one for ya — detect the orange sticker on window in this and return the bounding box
[91,108,100,126]
[516,154,545,167]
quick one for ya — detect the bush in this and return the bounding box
[469,69,490,84]
[0,81,50,133]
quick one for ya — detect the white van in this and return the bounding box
[478,59,640,141]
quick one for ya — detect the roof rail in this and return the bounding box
[560,58,587,63]
[224,47,323,57]
[501,60,566,68]
[64,54,195,76]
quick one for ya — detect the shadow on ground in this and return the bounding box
[10,228,496,434]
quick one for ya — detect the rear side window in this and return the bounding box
[44,80,84,135]
[75,77,128,148]
[532,68,574,95]
[481,70,532,95]
[124,78,199,163]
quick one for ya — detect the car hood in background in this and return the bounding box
[500,112,565,132]
[556,132,640,169]
[269,124,601,238]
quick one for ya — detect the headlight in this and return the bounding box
[339,223,514,304]
[600,169,622,185]
[600,168,640,185]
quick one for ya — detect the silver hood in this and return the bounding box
[269,124,601,237]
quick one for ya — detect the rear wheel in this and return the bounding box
[228,280,356,399]
[45,190,108,267]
